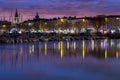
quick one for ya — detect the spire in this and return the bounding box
[35,12,40,19]
[14,9,20,24]
[15,9,19,18]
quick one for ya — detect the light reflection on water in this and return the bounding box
[0,39,120,65]
[0,39,120,79]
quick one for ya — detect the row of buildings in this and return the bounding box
[1,9,120,34]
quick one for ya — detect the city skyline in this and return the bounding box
[0,0,120,20]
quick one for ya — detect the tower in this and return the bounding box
[35,12,40,20]
[34,12,40,32]
[14,9,20,24]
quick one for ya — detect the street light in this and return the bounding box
[82,18,85,22]
[60,18,64,23]
[105,17,108,29]
[28,22,32,26]
[105,17,108,22]
[45,22,47,25]
[2,24,6,28]
[27,22,32,33]
[82,18,86,29]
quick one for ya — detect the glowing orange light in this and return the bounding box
[2,25,6,28]
[45,22,47,25]
[105,17,108,22]
[60,18,64,23]
[116,51,119,59]
[45,42,47,56]
[82,40,85,59]
[60,41,64,59]
[82,18,85,22]
[105,49,107,59]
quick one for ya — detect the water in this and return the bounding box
[0,39,120,80]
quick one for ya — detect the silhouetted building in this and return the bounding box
[34,12,40,21]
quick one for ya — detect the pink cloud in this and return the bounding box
[0,0,120,21]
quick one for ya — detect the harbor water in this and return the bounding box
[0,39,120,80]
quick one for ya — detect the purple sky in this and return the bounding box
[0,0,120,20]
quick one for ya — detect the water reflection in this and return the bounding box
[29,44,34,55]
[82,40,85,59]
[59,41,64,58]
[44,42,47,56]
[91,40,94,50]
[0,39,120,67]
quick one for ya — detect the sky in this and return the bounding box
[0,0,120,21]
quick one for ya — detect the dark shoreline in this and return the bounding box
[0,33,120,44]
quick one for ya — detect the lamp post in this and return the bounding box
[105,17,108,29]
[27,21,32,40]
[2,24,6,33]
[60,18,64,23]
[82,18,86,29]
[2,24,6,28]
[28,22,32,33]
[58,18,64,40]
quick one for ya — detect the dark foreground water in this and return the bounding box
[0,39,120,80]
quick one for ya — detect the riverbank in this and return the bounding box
[0,33,120,44]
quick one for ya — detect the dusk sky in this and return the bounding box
[0,0,120,20]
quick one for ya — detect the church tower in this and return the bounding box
[14,9,20,24]
[34,12,40,20]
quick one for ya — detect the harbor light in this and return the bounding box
[28,22,32,26]
[18,30,22,34]
[82,18,85,22]
[116,17,120,20]
[70,29,75,34]
[80,28,87,33]
[45,22,47,25]
[60,18,64,23]
[111,29,116,34]
[2,24,6,28]
[105,17,108,22]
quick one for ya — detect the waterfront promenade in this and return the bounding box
[0,32,120,44]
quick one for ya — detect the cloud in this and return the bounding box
[0,0,120,20]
